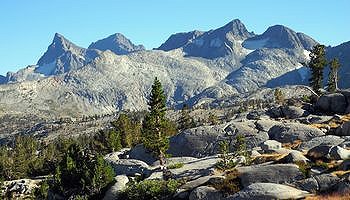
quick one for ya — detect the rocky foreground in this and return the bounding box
[90,90,350,200]
[4,91,350,199]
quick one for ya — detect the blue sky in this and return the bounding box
[0,0,349,75]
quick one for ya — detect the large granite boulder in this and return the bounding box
[107,159,153,177]
[128,144,158,165]
[150,156,220,181]
[281,105,308,119]
[103,175,129,200]
[279,151,309,164]
[268,122,324,143]
[336,121,350,136]
[307,145,350,160]
[260,140,282,151]
[227,183,310,200]
[168,125,226,158]
[298,135,345,152]
[295,174,339,193]
[189,186,224,200]
[236,164,304,187]
[255,119,282,133]
[167,121,268,158]
[316,93,347,114]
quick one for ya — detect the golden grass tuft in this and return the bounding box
[305,191,350,200]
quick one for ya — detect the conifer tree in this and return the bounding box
[327,58,340,93]
[112,113,133,147]
[178,104,195,131]
[142,77,169,166]
[274,88,285,105]
[308,44,327,94]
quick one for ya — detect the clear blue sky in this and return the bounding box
[1,0,349,75]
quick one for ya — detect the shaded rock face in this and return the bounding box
[268,122,325,143]
[307,145,350,160]
[0,75,6,84]
[316,93,347,114]
[228,183,310,200]
[183,19,255,58]
[267,105,308,119]
[88,33,145,55]
[243,25,317,50]
[156,30,204,51]
[34,33,100,76]
[336,121,350,136]
[327,41,350,89]
[295,174,340,193]
[236,164,304,187]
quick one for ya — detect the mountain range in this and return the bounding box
[0,19,348,118]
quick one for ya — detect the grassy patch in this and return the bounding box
[211,169,242,195]
[168,162,184,169]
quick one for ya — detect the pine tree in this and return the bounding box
[142,77,169,167]
[308,44,327,94]
[274,88,285,105]
[327,58,340,93]
[112,113,133,147]
[178,104,195,131]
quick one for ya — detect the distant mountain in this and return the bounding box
[243,25,317,50]
[35,33,100,76]
[88,33,145,55]
[0,75,6,84]
[266,41,350,88]
[0,19,349,118]
[158,19,255,59]
[156,30,204,51]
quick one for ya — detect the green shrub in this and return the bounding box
[34,180,49,200]
[52,143,115,198]
[212,170,242,194]
[122,179,180,200]
[296,161,311,178]
[167,162,184,169]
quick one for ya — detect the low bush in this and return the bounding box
[52,143,115,199]
[121,179,180,200]
[167,162,184,169]
[212,170,242,194]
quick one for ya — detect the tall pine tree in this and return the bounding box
[308,44,327,94]
[327,58,340,93]
[142,77,169,166]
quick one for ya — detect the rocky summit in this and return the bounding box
[1,19,349,118]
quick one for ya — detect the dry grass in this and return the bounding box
[331,170,350,177]
[305,192,350,200]
[311,114,350,130]
[251,153,286,164]
[282,140,302,149]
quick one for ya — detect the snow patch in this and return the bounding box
[303,50,310,59]
[242,38,269,50]
[35,62,56,76]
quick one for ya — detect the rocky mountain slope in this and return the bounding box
[0,19,348,118]
[88,33,145,55]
